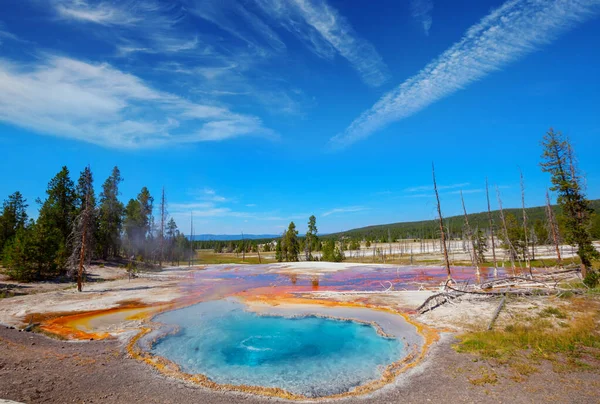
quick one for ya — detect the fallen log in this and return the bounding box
[487,290,508,331]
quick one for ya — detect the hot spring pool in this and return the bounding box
[150,299,413,397]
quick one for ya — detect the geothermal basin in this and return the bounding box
[145,298,422,398]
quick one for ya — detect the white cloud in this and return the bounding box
[322,206,369,217]
[332,0,600,148]
[0,25,20,45]
[185,0,286,54]
[0,55,275,148]
[405,182,470,193]
[53,0,177,27]
[410,0,434,35]
[446,189,483,195]
[253,0,390,87]
[55,1,138,25]
[52,0,201,55]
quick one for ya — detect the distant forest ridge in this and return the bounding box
[190,234,280,241]
[191,200,600,244]
[325,199,600,241]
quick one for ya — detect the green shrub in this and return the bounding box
[583,270,599,288]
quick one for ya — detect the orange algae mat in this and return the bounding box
[36,264,498,340]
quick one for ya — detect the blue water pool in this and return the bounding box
[151,299,407,397]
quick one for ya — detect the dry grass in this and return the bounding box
[194,251,277,265]
[468,366,498,386]
[454,296,600,380]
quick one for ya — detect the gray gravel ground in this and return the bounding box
[1,327,599,404]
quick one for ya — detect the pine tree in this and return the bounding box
[68,166,96,291]
[305,215,318,261]
[283,222,300,262]
[123,187,154,259]
[0,191,28,256]
[97,167,124,259]
[36,166,77,274]
[321,239,336,261]
[166,218,178,262]
[540,129,599,277]
[124,198,144,258]
[275,239,283,262]
[2,226,41,281]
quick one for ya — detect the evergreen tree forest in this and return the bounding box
[0,166,192,282]
[1,130,598,282]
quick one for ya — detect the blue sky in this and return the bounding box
[1,0,599,235]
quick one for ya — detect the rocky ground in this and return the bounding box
[1,325,599,403]
[1,263,599,403]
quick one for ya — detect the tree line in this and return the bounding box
[0,166,192,284]
[269,129,600,284]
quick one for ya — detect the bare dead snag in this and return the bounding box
[159,186,166,268]
[257,243,262,264]
[520,171,532,277]
[69,166,95,292]
[460,190,480,277]
[496,186,517,274]
[546,190,562,266]
[432,163,452,281]
[487,290,508,331]
[486,178,498,276]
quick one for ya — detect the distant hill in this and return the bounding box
[326,199,600,241]
[189,234,280,241]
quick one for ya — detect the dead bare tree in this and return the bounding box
[189,212,193,267]
[159,187,166,268]
[460,190,480,276]
[546,190,562,265]
[241,231,245,262]
[486,178,498,276]
[520,171,532,277]
[69,166,95,292]
[496,186,517,274]
[432,163,452,280]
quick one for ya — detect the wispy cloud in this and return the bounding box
[322,206,369,217]
[52,0,201,55]
[185,0,285,55]
[446,189,483,195]
[42,1,320,116]
[0,25,19,45]
[0,55,275,148]
[53,0,181,27]
[254,0,390,87]
[410,0,433,35]
[55,0,141,26]
[405,182,470,193]
[331,0,600,148]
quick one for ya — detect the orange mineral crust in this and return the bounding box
[26,263,463,398]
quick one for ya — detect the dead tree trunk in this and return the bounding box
[69,166,95,292]
[159,187,166,268]
[189,212,193,267]
[520,172,532,277]
[546,191,562,266]
[460,190,480,276]
[77,221,86,292]
[497,186,516,274]
[432,163,452,280]
[242,232,245,262]
[486,178,498,276]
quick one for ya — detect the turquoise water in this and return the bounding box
[151,300,406,397]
